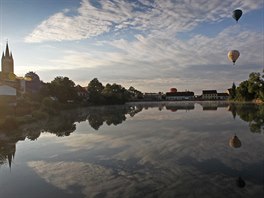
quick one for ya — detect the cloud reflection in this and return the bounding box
[28,159,262,197]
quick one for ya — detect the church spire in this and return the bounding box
[5,42,10,57]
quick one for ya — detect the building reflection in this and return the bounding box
[198,102,229,111]
[0,140,16,169]
[165,103,194,112]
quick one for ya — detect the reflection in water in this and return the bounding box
[0,140,16,169]
[228,134,245,188]
[237,176,246,188]
[228,103,264,133]
[199,101,229,111]
[0,102,263,197]
[229,134,242,148]
[0,102,263,169]
[165,103,195,112]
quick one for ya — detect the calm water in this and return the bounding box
[0,102,264,198]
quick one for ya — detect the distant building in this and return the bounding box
[1,42,14,75]
[202,90,218,100]
[143,93,163,101]
[0,43,17,88]
[0,84,16,96]
[76,85,89,98]
[166,91,194,100]
[217,93,229,100]
[0,43,43,97]
[0,84,16,103]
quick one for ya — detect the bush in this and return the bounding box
[32,110,49,120]
[41,97,60,115]
[0,116,18,130]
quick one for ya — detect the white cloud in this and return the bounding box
[23,0,263,92]
[25,0,263,43]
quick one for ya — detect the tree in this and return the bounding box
[236,80,252,101]
[128,86,143,99]
[236,72,264,101]
[48,76,78,103]
[87,78,105,104]
[229,82,236,100]
[102,83,130,104]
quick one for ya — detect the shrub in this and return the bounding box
[32,110,49,120]
[0,116,18,130]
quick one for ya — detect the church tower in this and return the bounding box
[1,42,14,74]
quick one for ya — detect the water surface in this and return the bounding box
[0,102,263,198]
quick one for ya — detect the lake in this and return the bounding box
[0,102,263,198]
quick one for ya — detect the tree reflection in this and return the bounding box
[228,103,264,133]
[1,102,263,169]
[87,105,142,130]
[0,105,144,168]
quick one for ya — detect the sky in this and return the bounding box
[0,0,263,93]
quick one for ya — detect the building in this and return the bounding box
[166,91,194,100]
[217,93,229,100]
[202,90,218,100]
[143,93,163,101]
[0,84,16,103]
[1,43,14,74]
[76,85,89,98]
[0,43,42,96]
[0,43,18,88]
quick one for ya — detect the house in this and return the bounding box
[0,84,16,103]
[202,90,218,100]
[166,91,194,100]
[143,93,163,101]
[217,93,229,100]
[75,85,89,98]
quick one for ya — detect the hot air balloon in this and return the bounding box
[232,9,243,23]
[228,50,240,65]
[229,134,241,148]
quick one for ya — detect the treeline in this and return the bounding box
[25,76,143,105]
[229,72,264,102]
[0,77,143,130]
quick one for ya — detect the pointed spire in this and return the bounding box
[7,154,12,170]
[5,42,10,57]
[2,52,4,58]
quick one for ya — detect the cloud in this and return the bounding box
[35,24,263,92]
[25,0,263,43]
[24,0,263,92]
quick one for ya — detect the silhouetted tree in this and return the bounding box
[87,78,105,104]
[229,82,236,100]
[48,76,78,103]
[236,72,264,101]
